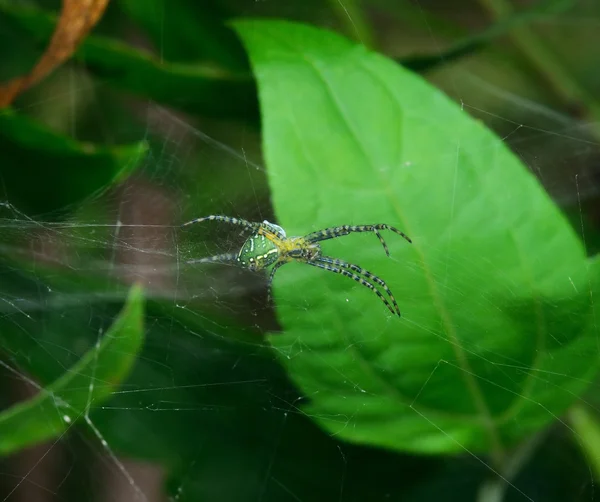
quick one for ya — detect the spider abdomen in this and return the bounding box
[237,233,280,270]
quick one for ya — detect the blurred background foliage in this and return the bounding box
[1,0,600,501]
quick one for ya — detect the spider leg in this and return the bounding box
[305,261,398,316]
[304,224,412,255]
[266,261,285,303]
[316,256,401,316]
[185,252,238,265]
[181,215,258,232]
[373,229,390,257]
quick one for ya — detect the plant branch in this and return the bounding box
[477,0,600,138]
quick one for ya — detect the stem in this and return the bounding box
[477,0,600,138]
[569,404,600,481]
[477,431,545,502]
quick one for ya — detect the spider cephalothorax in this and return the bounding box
[182,215,411,316]
[283,237,322,261]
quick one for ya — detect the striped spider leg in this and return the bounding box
[182,215,259,233]
[266,255,400,315]
[304,224,411,257]
[313,256,401,315]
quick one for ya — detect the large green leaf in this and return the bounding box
[0,109,147,214]
[235,20,598,457]
[0,283,145,456]
[0,3,257,118]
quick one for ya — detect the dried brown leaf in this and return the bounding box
[0,0,110,107]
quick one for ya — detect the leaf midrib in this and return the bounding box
[264,32,503,433]
[276,37,504,453]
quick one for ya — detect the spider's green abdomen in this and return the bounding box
[237,234,280,270]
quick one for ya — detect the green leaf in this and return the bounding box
[0,259,432,502]
[0,284,145,456]
[93,311,434,502]
[0,3,257,118]
[234,20,598,456]
[119,0,248,70]
[0,108,147,214]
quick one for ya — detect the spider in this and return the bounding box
[181,215,412,316]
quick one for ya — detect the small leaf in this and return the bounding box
[0,283,145,456]
[0,3,257,118]
[0,108,147,214]
[235,20,598,456]
[0,0,110,106]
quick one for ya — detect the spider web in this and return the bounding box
[2,2,600,502]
